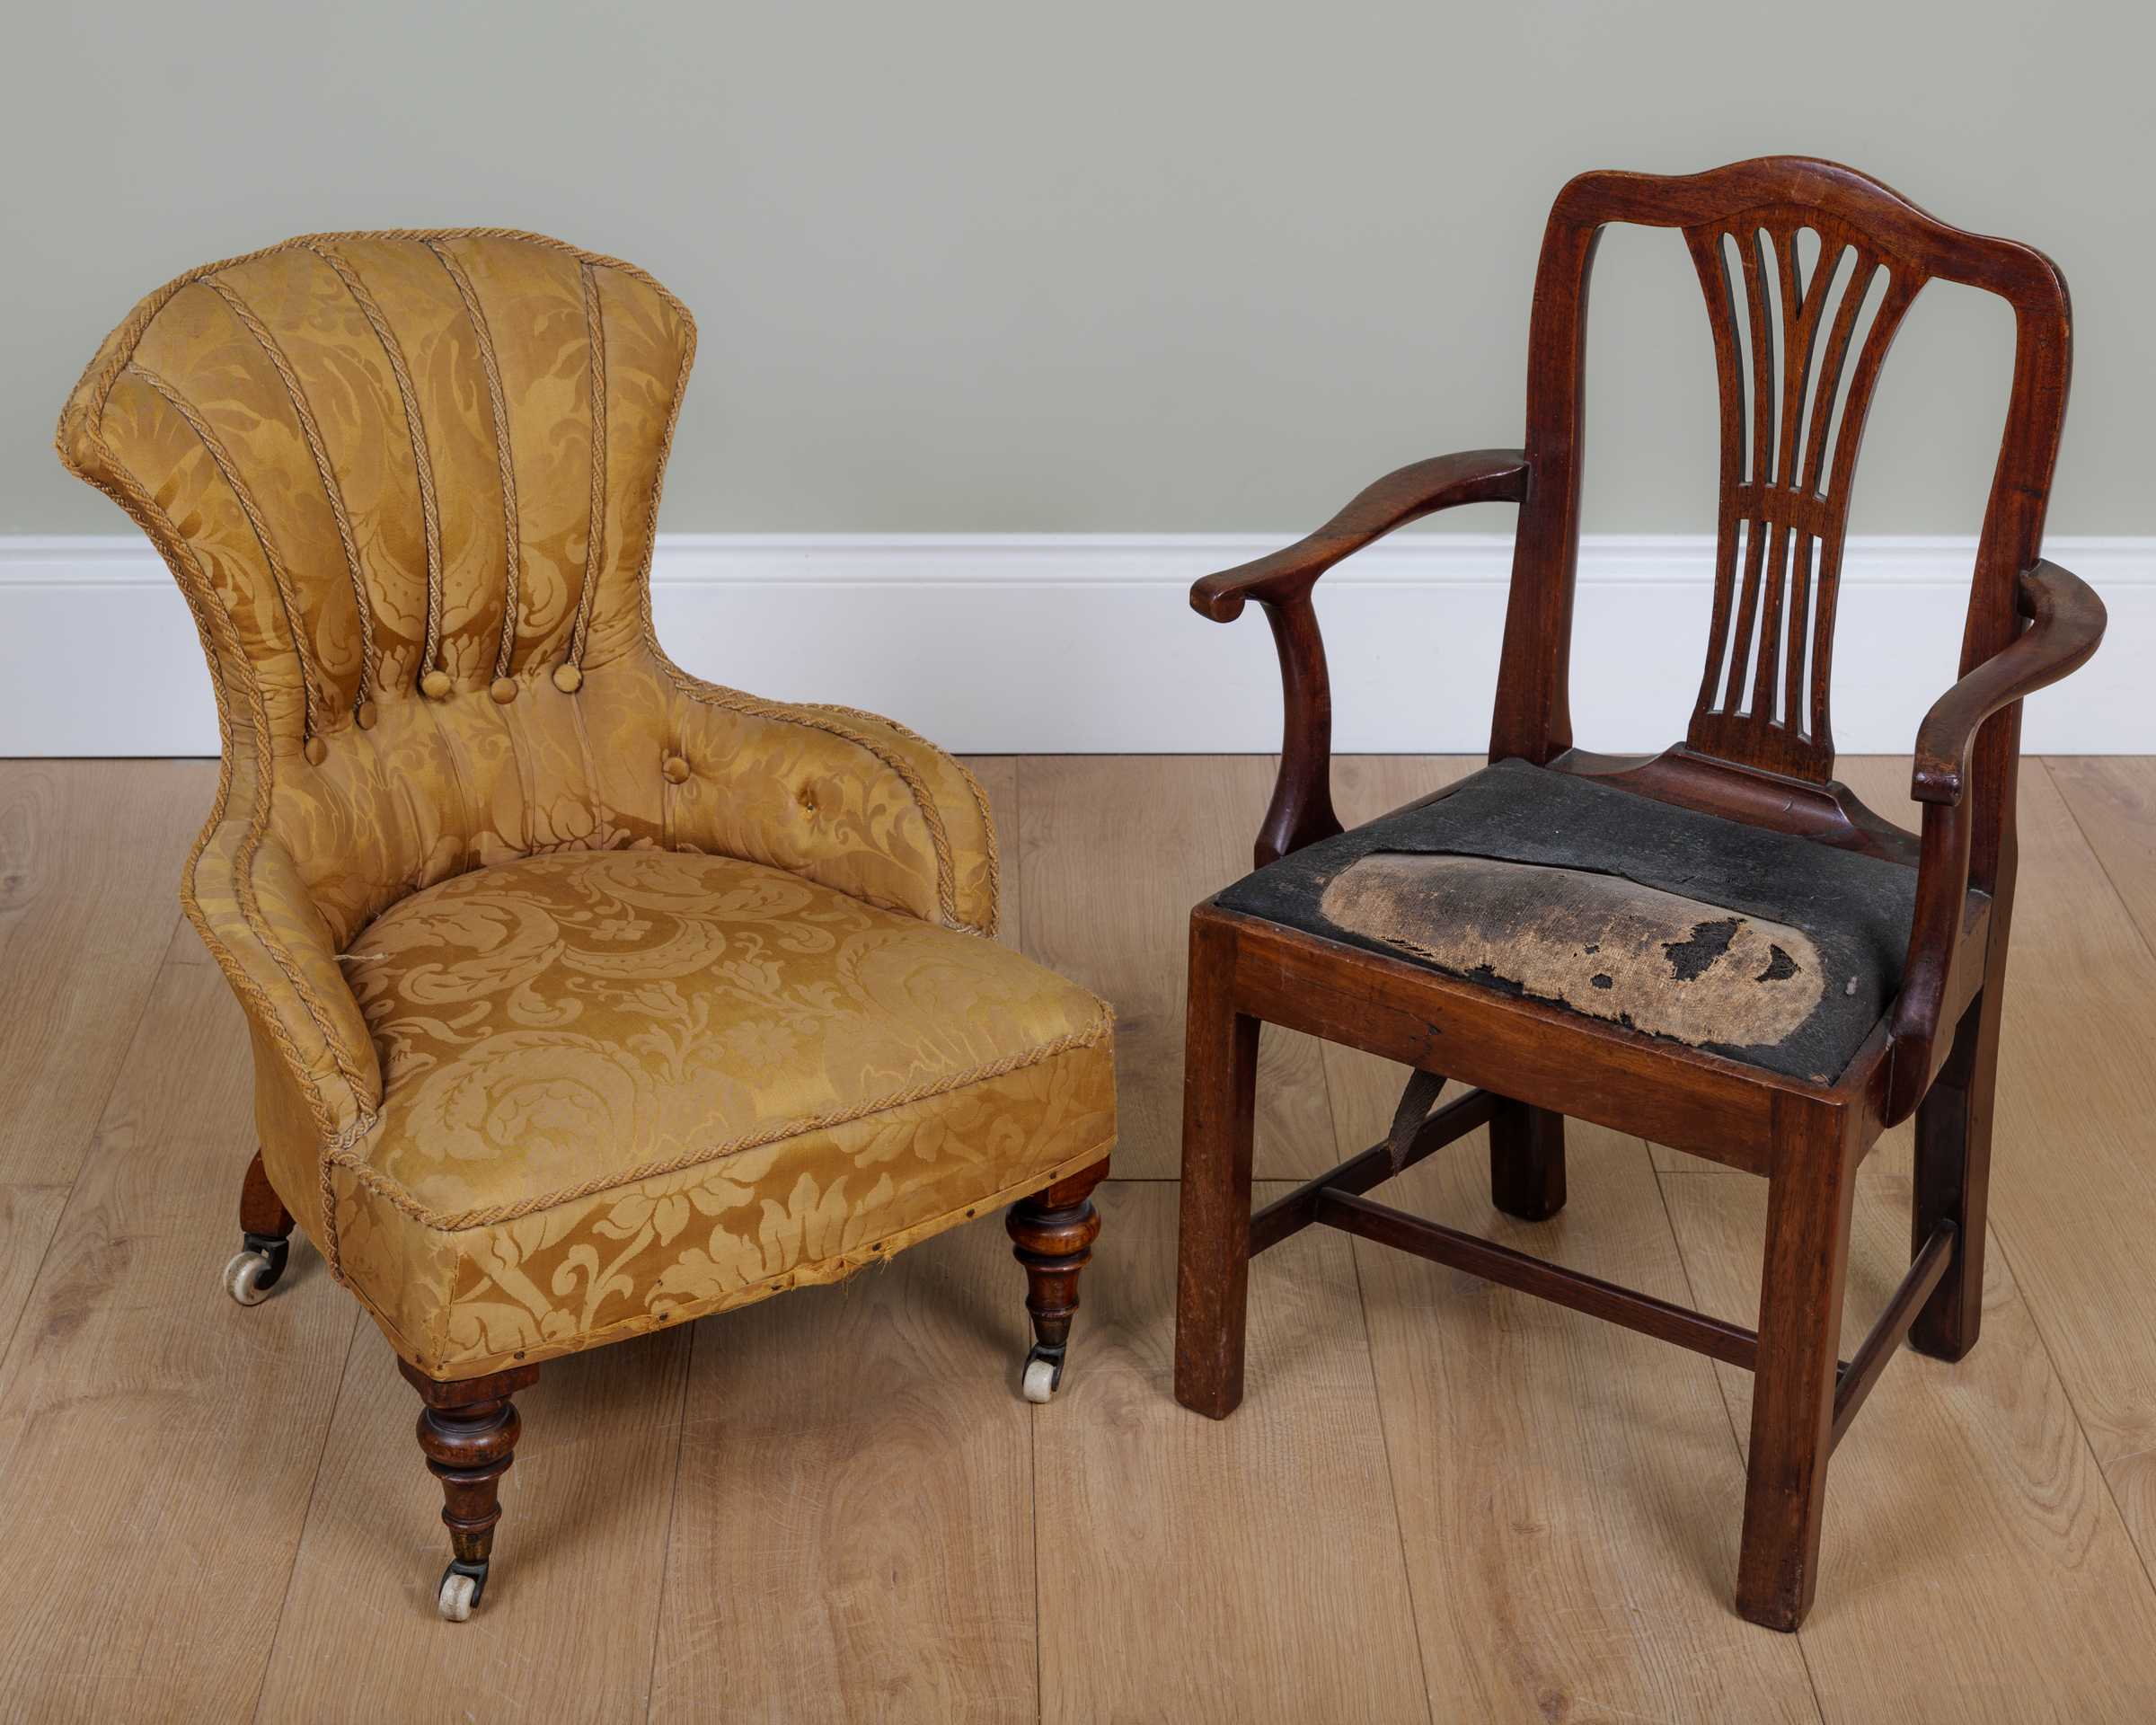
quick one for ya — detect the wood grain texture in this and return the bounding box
[649,1209,1038,1724]
[0,928,355,1722]
[1015,756,1332,1178]
[0,759,216,1368]
[1341,1101,1821,1723]
[1037,1179,1430,1723]
[1658,1124,2156,1721]
[2046,756,2156,951]
[257,1327,692,1723]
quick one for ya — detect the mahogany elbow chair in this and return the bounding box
[57,231,1115,1620]
[1172,157,2105,1630]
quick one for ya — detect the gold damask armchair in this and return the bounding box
[57,231,1115,1620]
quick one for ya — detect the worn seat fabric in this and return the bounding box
[1214,758,1920,1082]
[335,848,1112,1375]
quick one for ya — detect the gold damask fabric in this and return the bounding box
[56,232,1091,1379]
[330,849,1112,1375]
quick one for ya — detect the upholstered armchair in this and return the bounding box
[57,231,1116,1620]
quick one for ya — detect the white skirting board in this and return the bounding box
[3,533,2148,757]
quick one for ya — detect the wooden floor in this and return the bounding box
[1,755,2153,1722]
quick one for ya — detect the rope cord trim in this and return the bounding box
[327,1005,1114,1234]
[307,244,446,686]
[205,278,381,708]
[425,239,524,681]
[566,261,608,673]
[127,363,329,748]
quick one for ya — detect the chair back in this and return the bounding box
[58,231,697,942]
[1492,158,2071,894]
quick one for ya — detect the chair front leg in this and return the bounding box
[1173,912,1260,1421]
[400,1358,540,1621]
[1736,1094,1860,1631]
[1007,1156,1112,1402]
[1910,952,2006,1361]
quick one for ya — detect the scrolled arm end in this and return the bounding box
[1188,449,1529,623]
[1911,560,2106,807]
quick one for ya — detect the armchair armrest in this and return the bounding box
[1911,561,2106,806]
[661,669,1000,938]
[1887,561,2106,1122]
[1191,450,1530,866]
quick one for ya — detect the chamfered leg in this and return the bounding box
[225,1149,296,1305]
[1489,1098,1567,1221]
[1909,971,2005,1362]
[1173,910,1261,1421]
[1736,1092,1860,1631]
[400,1358,541,1621]
[1006,1157,1113,1402]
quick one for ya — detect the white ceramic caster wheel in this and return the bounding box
[1022,1357,1057,1403]
[224,1250,275,1306]
[438,1571,476,1622]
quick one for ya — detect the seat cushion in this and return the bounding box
[1215,758,1922,1084]
[327,849,1114,1376]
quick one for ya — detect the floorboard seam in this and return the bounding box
[641,1322,698,1721]
[2039,758,2156,968]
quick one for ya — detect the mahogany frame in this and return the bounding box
[1172,157,2106,1631]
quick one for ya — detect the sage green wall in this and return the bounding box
[5,0,2145,537]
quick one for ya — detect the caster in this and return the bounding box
[437,1559,488,1621]
[223,1232,291,1305]
[1021,1342,1066,1404]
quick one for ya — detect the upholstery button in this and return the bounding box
[420,669,452,700]
[304,735,328,766]
[552,662,583,694]
[662,755,691,783]
[490,677,517,704]
[356,701,378,730]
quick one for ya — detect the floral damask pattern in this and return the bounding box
[57,233,1098,1379]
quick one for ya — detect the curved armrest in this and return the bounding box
[1190,449,1530,866]
[1887,561,2106,1122]
[1190,450,1530,623]
[660,667,1000,937]
[1912,561,2106,806]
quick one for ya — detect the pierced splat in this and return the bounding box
[1683,213,1923,782]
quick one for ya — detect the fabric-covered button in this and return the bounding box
[662,755,691,784]
[490,677,517,704]
[552,662,583,694]
[304,735,329,766]
[420,669,452,700]
[356,701,378,730]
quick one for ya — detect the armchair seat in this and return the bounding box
[1215,758,1919,1083]
[335,847,1114,1377]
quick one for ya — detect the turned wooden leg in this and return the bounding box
[225,1150,296,1305]
[399,1358,540,1620]
[1006,1157,1112,1402]
[1489,1098,1567,1221]
[1173,910,1261,1421]
[1736,1093,1860,1630]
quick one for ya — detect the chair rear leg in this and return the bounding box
[1736,1095,1860,1631]
[401,1358,540,1621]
[1007,1157,1112,1402]
[1174,915,1260,1420]
[1489,1100,1567,1221]
[1910,982,2001,1362]
[225,1149,296,1305]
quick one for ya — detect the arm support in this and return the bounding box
[1191,450,1531,866]
[1887,561,2106,1122]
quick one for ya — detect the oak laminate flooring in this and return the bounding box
[1014,756,1332,1179]
[1033,1180,1430,1723]
[1323,1052,1821,1724]
[1658,1128,2156,1721]
[648,1211,1038,1724]
[257,1325,693,1724]
[2046,756,2156,954]
[0,927,355,1722]
[0,759,216,1371]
